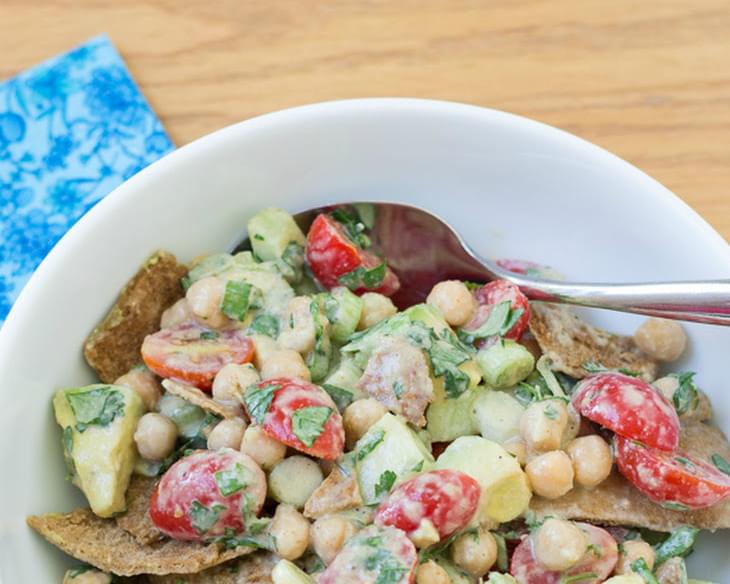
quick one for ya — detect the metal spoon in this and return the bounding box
[235,202,730,325]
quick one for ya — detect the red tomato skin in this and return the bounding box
[248,378,345,460]
[496,259,543,275]
[305,214,400,296]
[463,279,530,342]
[571,372,680,451]
[374,470,480,539]
[614,435,730,509]
[510,523,617,584]
[141,323,254,391]
[149,450,266,542]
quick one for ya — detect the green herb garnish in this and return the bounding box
[200,330,219,341]
[331,208,372,248]
[221,281,254,321]
[189,500,227,535]
[630,558,659,584]
[458,301,523,344]
[248,313,280,338]
[243,382,280,424]
[374,470,397,499]
[322,384,354,412]
[356,429,385,461]
[66,387,125,432]
[338,263,387,290]
[653,526,699,565]
[291,406,333,447]
[712,453,730,476]
[214,463,250,497]
[669,371,699,415]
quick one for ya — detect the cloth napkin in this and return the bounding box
[0,34,174,324]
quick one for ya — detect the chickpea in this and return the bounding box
[525,450,574,499]
[504,438,528,466]
[450,528,497,576]
[160,298,193,329]
[278,296,317,354]
[615,540,655,575]
[358,293,397,330]
[270,503,310,561]
[251,333,279,370]
[416,560,451,584]
[63,570,112,584]
[343,398,388,449]
[213,363,260,403]
[115,368,162,411]
[634,318,687,362]
[134,413,177,461]
[311,515,358,565]
[186,276,229,329]
[533,518,586,572]
[240,425,286,470]
[566,435,613,488]
[269,456,324,509]
[520,399,569,452]
[426,280,476,327]
[261,349,311,381]
[653,375,679,401]
[207,418,247,450]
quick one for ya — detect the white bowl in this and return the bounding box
[1,99,729,582]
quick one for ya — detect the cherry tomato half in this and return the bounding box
[305,213,400,296]
[243,377,345,460]
[149,449,266,541]
[510,522,618,584]
[462,279,530,342]
[615,435,730,510]
[572,372,680,451]
[375,469,480,541]
[141,322,254,392]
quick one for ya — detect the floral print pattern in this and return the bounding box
[0,35,174,324]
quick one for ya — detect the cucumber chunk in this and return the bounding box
[426,387,483,442]
[248,208,307,282]
[476,340,534,389]
[319,287,364,344]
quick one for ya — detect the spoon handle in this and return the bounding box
[505,276,730,325]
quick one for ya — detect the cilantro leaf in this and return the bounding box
[374,470,397,499]
[558,573,599,584]
[331,208,372,248]
[630,558,659,584]
[338,263,387,290]
[215,463,250,497]
[243,382,280,424]
[248,313,280,338]
[200,330,219,341]
[582,361,640,377]
[291,406,333,447]
[712,453,730,476]
[189,500,227,535]
[669,371,699,415]
[65,387,125,432]
[392,381,405,399]
[356,429,385,461]
[221,281,254,321]
[458,301,522,344]
[322,384,354,412]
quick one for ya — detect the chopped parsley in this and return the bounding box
[189,500,227,535]
[582,361,640,377]
[331,208,372,248]
[364,547,408,584]
[668,371,699,415]
[419,528,478,563]
[356,429,385,461]
[221,281,255,321]
[248,313,280,338]
[243,382,280,424]
[200,330,219,341]
[392,381,405,399]
[374,470,397,499]
[65,386,125,432]
[338,263,387,290]
[214,463,250,497]
[630,558,659,584]
[653,526,699,565]
[712,453,730,476]
[457,301,523,344]
[322,384,354,412]
[291,406,333,447]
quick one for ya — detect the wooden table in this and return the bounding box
[2,1,729,240]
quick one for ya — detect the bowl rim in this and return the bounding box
[2,96,729,343]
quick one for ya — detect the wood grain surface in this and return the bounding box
[1,1,729,240]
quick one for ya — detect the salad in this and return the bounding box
[27,206,730,584]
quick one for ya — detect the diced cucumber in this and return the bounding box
[306,300,332,382]
[323,358,366,407]
[272,559,315,584]
[476,340,535,389]
[426,387,483,442]
[355,413,434,505]
[404,303,452,335]
[471,390,525,445]
[486,574,518,584]
[319,287,364,344]
[435,436,531,525]
[248,208,307,283]
[157,393,207,438]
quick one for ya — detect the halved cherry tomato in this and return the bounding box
[374,469,480,541]
[141,322,253,392]
[320,525,417,584]
[149,449,266,541]
[572,372,680,451]
[510,522,618,584]
[615,435,730,510]
[243,377,345,460]
[305,213,400,296]
[462,279,530,342]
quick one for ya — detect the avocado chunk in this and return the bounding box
[53,384,145,517]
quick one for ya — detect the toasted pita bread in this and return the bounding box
[27,508,254,576]
[115,475,162,546]
[530,422,730,531]
[161,379,242,419]
[304,466,363,519]
[528,302,658,381]
[146,552,277,583]
[84,251,188,383]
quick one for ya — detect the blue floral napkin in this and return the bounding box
[0,34,174,323]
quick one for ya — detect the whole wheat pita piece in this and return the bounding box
[303,466,363,519]
[146,551,278,583]
[27,508,255,577]
[84,251,188,383]
[115,475,162,546]
[161,379,242,419]
[528,302,658,381]
[529,422,730,531]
